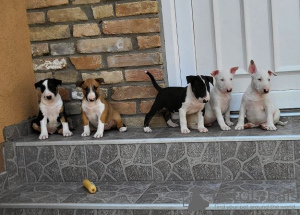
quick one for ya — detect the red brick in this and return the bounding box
[107,52,163,68]
[29,25,70,41]
[33,58,67,71]
[26,0,68,9]
[92,5,114,19]
[58,87,71,101]
[125,69,163,82]
[77,37,132,53]
[111,102,136,115]
[112,86,157,101]
[54,70,79,83]
[82,71,123,84]
[140,100,154,113]
[70,55,102,70]
[72,0,100,4]
[27,12,45,24]
[103,18,160,35]
[73,23,100,37]
[48,8,88,23]
[34,72,53,82]
[31,43,49,57]
[123,116,166,128]
[116,1,158,17]
[137,35,161,49]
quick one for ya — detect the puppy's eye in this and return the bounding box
[258,78,262,81]
[93,86,98,90]
[84,87,89,91]
[268,79,270,81]
[220,79,224,81]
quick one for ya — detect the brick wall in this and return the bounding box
[26,0,167,128]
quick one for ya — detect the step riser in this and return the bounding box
[5,140,300,186]
[0,209,299,215]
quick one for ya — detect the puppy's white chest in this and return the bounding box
[82,100,105,126]
[218,95,231,113]
[186,100,204,114]
[40,101,62,131]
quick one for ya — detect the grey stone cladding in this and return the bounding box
[0,209,298,215]
[4,140,298,183]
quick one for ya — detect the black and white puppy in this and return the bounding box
[144,71,213,133]
[32,78,73,140]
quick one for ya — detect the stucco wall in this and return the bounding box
[0,0,39,172]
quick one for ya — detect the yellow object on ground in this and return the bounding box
[83,179,97,194]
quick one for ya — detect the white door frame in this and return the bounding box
[161,0,300,110]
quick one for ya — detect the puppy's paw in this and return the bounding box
[181,127,190,134]
[167,119,179,128]
[81,131,90,137]
[94,132,103,138]
[63,130,73,137]
[198,127,208,133]
[262,123,277,131]
[39,133,48,140]
[235,124,244,130]
[119,127,127,132]
[221,125,231,131]
[144,127,152,133]
[226,121,234,126]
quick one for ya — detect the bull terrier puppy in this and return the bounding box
[32,79,73,140]
[77,78,127,138]
[187,67,238,130]
[235,60,287,131]
[144,71,213,134]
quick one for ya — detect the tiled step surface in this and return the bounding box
[0,180,299,213]
[3,116,300,189]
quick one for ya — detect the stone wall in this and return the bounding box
[26,0,166,128]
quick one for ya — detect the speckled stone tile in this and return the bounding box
[0,181,152,204]
[11,113,299,143]
[215,180,297,203]
[136,181,221,204]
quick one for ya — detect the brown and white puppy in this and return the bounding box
[32,78,73,140]
[77,78,127,138]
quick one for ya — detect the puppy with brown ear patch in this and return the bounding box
[77,78,127,138]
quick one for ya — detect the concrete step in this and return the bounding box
[2,115,300,214]
[0,180,299,214]
[3,116,300,188]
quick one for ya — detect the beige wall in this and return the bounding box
[0,0,38,172]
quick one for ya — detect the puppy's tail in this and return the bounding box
[145,71,162,92]
[276,121,288,126]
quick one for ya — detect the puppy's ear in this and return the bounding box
[186,76,196,84]
[248,60,257,75]
[268,70,277,76]
[53,79,62,86]
[230,67,239,75]
[76,81,84,88]
[34,80,44,89]
[211,70,219,77]
[201,75,214,86]
[95,78,105,84]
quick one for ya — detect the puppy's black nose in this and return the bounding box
[227,89,232,92]
[46,96,52,100]
[89,98,95,102]
[264,89,269,93]
[203,99,208,103]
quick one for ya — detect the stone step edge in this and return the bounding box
[15,134,300,146]
[0,202,298,211]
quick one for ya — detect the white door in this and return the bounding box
[161,0,300,110]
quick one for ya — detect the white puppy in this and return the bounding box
[235,60,287,131]
[187,67,238,130]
